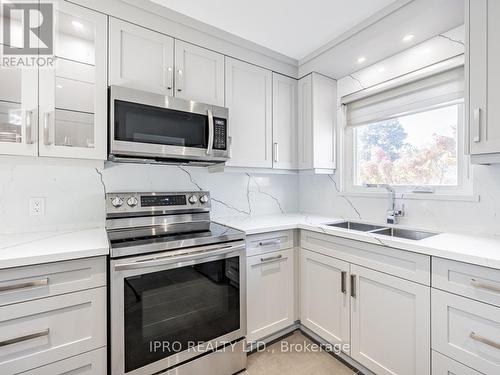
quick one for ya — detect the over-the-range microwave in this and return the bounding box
[109,86,229,165]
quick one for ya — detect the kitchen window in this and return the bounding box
[342,64,472,197]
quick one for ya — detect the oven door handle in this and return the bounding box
[207,108,214,155]
[113,242,244,271]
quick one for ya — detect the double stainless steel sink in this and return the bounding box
[323,221,438,241]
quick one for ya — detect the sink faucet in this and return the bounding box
[365,184,405,224]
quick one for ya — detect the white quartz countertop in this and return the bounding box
[0,227,109,270]
[214,213,500,270]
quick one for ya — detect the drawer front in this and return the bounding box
[18,347,106,375]
[246,230,294,257]
[433,257,500,307]
[0,257,106,307]
[432,351,483,375]
[432,289,500,375]
[300,230,430,285]
[0,288,106,375]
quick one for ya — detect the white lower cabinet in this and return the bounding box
[432,289,500,375]
[350,264,431,375]
[432,351,483,375]
[18,347,106,375]
[300,249,350,348]
[247,248,295,343]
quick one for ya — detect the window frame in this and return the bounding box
[342,100,473,198]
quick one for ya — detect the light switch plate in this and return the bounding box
[29,197,45,216]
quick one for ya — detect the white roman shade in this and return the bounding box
[343,65,464,127]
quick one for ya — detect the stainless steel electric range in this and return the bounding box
[106,191,247,375]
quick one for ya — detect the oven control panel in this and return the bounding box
[213,118,227,150]
[106,192,211,215]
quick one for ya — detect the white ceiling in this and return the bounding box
[150,0,399,60]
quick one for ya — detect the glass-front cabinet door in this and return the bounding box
[0,8,38,156]
[39,1,107,159]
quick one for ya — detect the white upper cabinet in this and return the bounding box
[300,249,350,348]
[174,40,224,106]
[109,18,174,95]
[350,264,430,375]
[468,0,500,163]
[225,57,272,168]
[298,73,337,171]
[38,2,107,160]
[272,73,297,170]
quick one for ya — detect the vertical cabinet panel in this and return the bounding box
[225,57,272,168]
[109,18,174,96]
[39,2,107,159]
[174,40,224,106]
[350,264,430,375]
[246,249,294,343]
[298,75,313,169]
[272,73,297,170]
[300,249,350,348]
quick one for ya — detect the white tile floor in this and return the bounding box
[243,332,359,375]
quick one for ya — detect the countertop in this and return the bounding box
[214,213,500,270]
[0,227,109,269]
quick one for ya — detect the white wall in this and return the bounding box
[0,156,298,234]
[300,26,500,237]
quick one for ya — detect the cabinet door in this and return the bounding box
[225,57,272,168]
[469,0,500,155]
[300,249,350,348]
[350,264,430,375]
[174,40,224,106]
[297,74,313,169]
[109,18,174,95]
[272,73,297,170]
[247,249,294,342]
[38,1,107,159]
[0,10,38,156]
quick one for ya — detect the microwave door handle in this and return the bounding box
[207,109,214,155]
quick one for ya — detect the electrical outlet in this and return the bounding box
[29,197,45,216]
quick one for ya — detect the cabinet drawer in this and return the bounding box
[432,351,482,375]
[432,289,500,375]
[300,230,430,284]
[433,257,500,307]
[246,230,294,257]
[18,347,106,375]
[0,288,106,375]
[0,257,106,307]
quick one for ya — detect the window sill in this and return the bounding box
[339,191,480,202]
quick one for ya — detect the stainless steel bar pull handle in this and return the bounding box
[258,240,280,247]
[259,254,283,264]
[166,66,173,90]
[25,110,33,144]
[470,331,500,350]
[341,271,347,294]
[0,277,48,292]
[471,278,500,293]
[43,112,51,145]
[273,142,279,163]
[473,108,481,143]
[176,69,183,92]
[350,274,356,298]
[207,109,214,155]
[0,329,49,348]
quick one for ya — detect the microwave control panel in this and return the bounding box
[213,118,227,150]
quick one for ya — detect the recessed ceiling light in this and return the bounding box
[378,67,385,73]
[357,57,366,64]
[72,20,84,30]
[403,34,415,42]
[422,48,432,54]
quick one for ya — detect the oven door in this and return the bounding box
[109,86,229,162]
[110,241,246,375]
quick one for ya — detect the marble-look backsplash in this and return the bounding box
[0,156,298,234]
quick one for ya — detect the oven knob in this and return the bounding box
[127,196,138,207]
[188,195,198,204]
[111,196,124,208]
[200,195,209,204]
